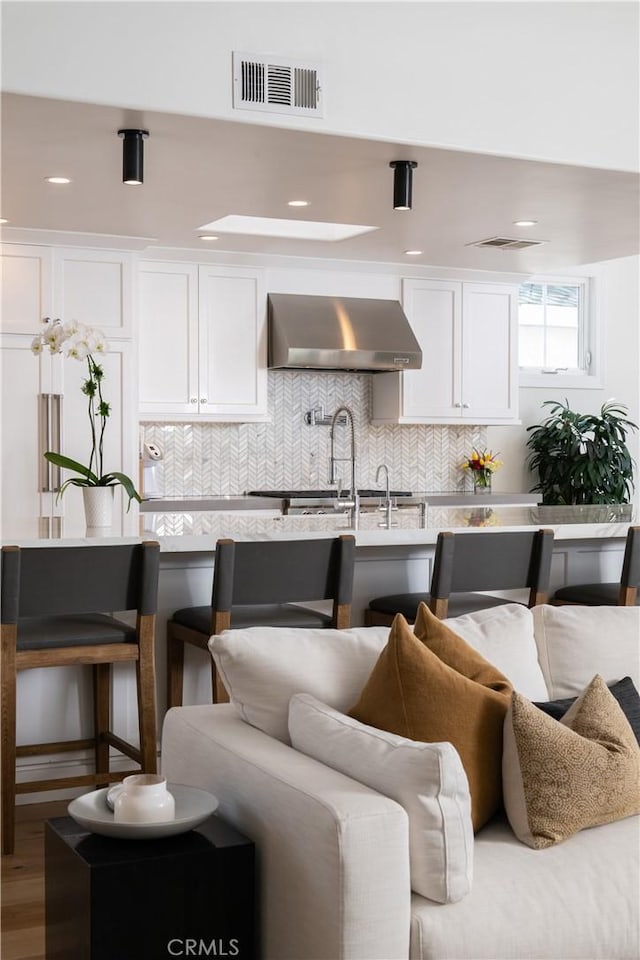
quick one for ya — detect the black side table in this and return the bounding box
[45,814,257,960]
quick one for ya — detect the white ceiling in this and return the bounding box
[2,93,639,273]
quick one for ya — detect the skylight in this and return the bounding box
[197,215,378,242]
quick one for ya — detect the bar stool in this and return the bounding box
[365,528,554,625]
[1,541,160,855]
[552,525,640,606]
[166,535,356,707]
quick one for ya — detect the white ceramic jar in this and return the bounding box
[112,774,176,823]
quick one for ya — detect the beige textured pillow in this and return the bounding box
[348,613,512,831]
[503,674,640,849]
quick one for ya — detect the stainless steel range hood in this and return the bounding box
[267,293,422,371]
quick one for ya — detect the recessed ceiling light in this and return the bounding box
[199,235,219,241]
[287,200,309,207]
[404,249,423,256]
[513,219,538,227]
[198,215,377,242]
[0,218,8,224]
[45,176,72,184]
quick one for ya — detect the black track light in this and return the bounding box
[390,160,418,210]
[118,129,149,185]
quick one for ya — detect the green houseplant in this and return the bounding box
[32,318,141,512]
[526,399,637,510]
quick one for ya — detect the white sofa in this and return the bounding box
[161,604,640,960]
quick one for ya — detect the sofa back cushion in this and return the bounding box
[210,604,549,743]
[532,604,640,698]
[210,625,389,741]
[289,693,474,904]
[442,604,548,700]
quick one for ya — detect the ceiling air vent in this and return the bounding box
[233,52,323,117]
[467,237,546,251]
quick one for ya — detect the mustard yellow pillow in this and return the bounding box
[413,603,513,695]
[503,674,640,849]
[348,612,512,830]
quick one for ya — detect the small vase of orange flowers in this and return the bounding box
[462,448,502,493]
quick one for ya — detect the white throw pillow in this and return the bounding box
[443,604,549,700]
[288,693,473,904]
[210,625,389,741]
[532,604,640,698]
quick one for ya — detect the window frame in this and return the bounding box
[518,272,602,390]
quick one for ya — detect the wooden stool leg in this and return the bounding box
[166,621,185,710]
[93,663,110,787]
[137,614,158,774]
[213,664,230,705]
[1,625,17,855]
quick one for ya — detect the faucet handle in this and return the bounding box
[304,405,325,426]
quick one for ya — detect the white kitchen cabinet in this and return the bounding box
[54,247,135,336]
[0,243,138,537]
[1,243,53,335]
[0,244,135,336]
[372,278,519,424]
[138,261,268,421]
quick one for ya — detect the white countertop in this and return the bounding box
[4,517,632,552]
[154,521,631,552]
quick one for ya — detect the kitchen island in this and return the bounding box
[5,508,634,803]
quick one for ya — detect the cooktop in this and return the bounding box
[247,489,413,499]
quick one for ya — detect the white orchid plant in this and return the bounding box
[31,317,141,510]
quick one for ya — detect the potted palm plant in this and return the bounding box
[526,398,637,522]
[32,317,141,527]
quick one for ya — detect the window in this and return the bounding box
[518,276,600,388]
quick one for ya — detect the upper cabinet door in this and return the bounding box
[461,283,518,422]
[138,261,199,417]
[138,262,267,422]
[1,243,53,334]
[198,266,267,418]
[371,278,463,423]
[54,248,135,338]
[401,278,462,420]
[371,277,519,425]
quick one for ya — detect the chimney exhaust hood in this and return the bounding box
[268,293,422,372]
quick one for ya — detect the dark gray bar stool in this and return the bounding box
[166,535,356,707]
[552,525,640,606]
[1,541,160,856]
[365,528,554,625]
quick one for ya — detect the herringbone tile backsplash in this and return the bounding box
[140,372,487,496]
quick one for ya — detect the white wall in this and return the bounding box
[2,1,638,172]
[488,255,640,514]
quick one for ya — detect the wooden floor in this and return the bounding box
[1,801,68,960]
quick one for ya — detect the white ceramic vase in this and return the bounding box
[82,485,114,532]
[112,774,176,824]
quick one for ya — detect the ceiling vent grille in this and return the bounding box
[233,52,323,117]
[468,236,546,251]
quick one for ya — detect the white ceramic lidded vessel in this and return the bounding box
[113,774,176,823]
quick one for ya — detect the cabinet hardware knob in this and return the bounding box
[454,402,462,408]
[200,397,207,404]
[190,398,197,404]
[462,403,470,409]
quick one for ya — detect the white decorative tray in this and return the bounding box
[68,783,218,839]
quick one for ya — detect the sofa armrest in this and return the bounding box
[162,704,411,960]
